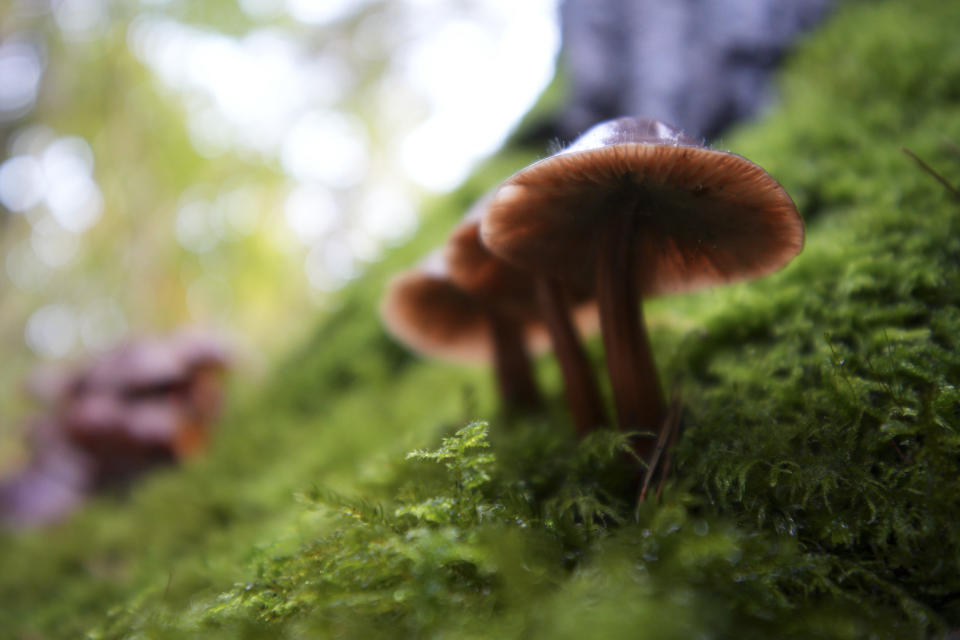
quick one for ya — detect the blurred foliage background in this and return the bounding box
[0,0,558,465]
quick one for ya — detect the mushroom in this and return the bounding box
[62,333,231,484]
[445,196,607,436]
[481,116,804,459]
[64,339,188,453]
[380,250,545,413]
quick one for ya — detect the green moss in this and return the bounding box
[3,0,960,637]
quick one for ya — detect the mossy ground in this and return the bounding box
[3,0,960,637]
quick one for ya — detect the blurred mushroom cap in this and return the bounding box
[380,251,550,363]
[169,328,231,372]
[82,338,186,394]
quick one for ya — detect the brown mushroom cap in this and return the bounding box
[379,251,549,363]
[445,195,537,313]
[481,117,804,295]
[445,195,598,329]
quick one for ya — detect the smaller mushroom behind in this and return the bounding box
[380,251,545,413]
[445,197,607,436]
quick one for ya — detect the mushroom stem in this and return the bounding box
[487,311,542,412]
[595,214,665,458]
[534,275,608,436]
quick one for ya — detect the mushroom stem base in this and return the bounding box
[596,215,665,459]
[488,312,542,413]
[534,276,607,436]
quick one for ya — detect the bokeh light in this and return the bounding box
[175,200,223,255]
[0,0,561,447]
[6,241,52,291]
[78,299,127,352]
[0,35,45,121]
[283,184,341,245]
[30,217,80,268]
[0,155,45,211]
[0,133,103,232]
[52,0,109,42]
[25,304,79,359]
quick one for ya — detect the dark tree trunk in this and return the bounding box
[525,0,833,145]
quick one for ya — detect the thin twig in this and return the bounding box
[901,146,960,201]
[637,422,670,504]
[655,397,683,501]
[636,390,682,506]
